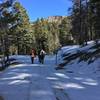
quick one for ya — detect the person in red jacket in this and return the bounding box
[30,49,36,64]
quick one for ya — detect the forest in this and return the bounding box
[0,0,100,62]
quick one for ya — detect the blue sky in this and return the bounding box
[19,0,72,21]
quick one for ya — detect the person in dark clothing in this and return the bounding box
[39,49,46,64]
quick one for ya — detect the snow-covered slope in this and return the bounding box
[52,41,100,100]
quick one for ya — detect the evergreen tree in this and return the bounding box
[90,0,100,41]
[12,2,34,54]
[0,0,16,65]
[59,17,72,45]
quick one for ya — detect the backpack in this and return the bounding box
[40,50,45,56]
[40,51,43,55]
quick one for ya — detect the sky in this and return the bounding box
[19,0,72,22]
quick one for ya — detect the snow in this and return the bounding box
[0,55,58,100]
[0,41,100,100]
[53,42,100,100]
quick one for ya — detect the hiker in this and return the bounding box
[30,49,36,64]
[39,49,46,64]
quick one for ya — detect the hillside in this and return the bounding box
[56,41,100,70]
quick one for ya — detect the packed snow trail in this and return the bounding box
[0,54,100,100]
[0,55,57,100]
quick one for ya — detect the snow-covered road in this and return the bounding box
[0,55,57,100]
[0,54,100,100]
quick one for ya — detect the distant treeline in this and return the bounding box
[0,0,100,56]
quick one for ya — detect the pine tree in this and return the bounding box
[90,0,100,41]
[0,0,16,65]
[71,0,90,45]
[12,2,33,54]
[59,17,72,45]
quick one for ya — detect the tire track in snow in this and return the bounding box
[53,88,70,100]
